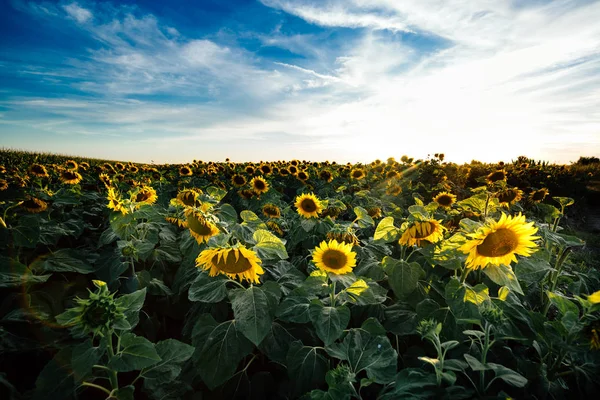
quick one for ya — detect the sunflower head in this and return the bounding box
[433,192,457,209]
[231,174,247,187]
[279,168,290,176]
[459,213,539,270]
[288,165,298,175]
[250,176,269,195]
[294,193,324,219]
[245,166,255,175]
[179,166,193,176]
[496,188,523,206]
[262,203,281,219]
[367,206,383,219]
[99,173,112,188]
[30,164,49,178]
[530,188,549,203]
[0,179,8,191]
[22,197,48,213]
[319,170,333,182]
[322,206,342,219]
[131,186,157,207]
[326,229,360,246]
[351,168,365,180]
[260,164,272,175]
[386,183,402,196]
[196,245,264,284]
[386,170,400,180]
[312,239,357,275]
[487,170,507,184]
[297,171,309,182]
[267,220,284,236]
[107,188,128,215]
[185,208,220,244]
[65,160,78,170]
[399,219,445,247]
[174,188,200,207]
[61,170,83,185]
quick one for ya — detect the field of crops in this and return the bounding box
[1,150,600,399]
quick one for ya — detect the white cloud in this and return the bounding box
[63,2,93,24]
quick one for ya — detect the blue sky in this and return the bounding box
[1,0,599,164]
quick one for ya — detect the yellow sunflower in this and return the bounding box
[433,192,457,208]
[175,188,200,207]
[486,170,506,184]
[496,188,523,207]
[131,186,157,207]
[65,160,78,170]
[297,171,309,182]
[231,174,247,187]
[367,206,383,219]
[250,176,269,195]
[107,188,128,215]
[530,188,549,203]
[267,220,284,236]
[21,197,48,213]
[99,173,112,188]
[0,179,8,191]
[399,219,445,247]
[60,170,83,185]
[386,183,402,196]
[312,239,357,275]
[350,168,365,180]
[319,170,333,182]
[185,208,220,244]
[30,164,49,178]
[179,166,193,176]
[460,213,539,270]
[262,203,281,219]
[196,245,264,284]
[294,193,323,219]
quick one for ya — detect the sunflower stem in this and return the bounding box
[483,193,491,219]
[330,280,337,307]
[80,381,112,396]
[459,268,471,284]
[106,331,119,391]
[542,247,572,315]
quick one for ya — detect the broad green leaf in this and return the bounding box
[379,368,437,400]
[547,292,579,316]
[240,210,267,230]
[142,339,195,382]
[276,296,311,323]
[257,322,295,365]
[464,284,490,305]
[464,353,488,371]
[71,339,106,382]
[0,256,50,288]
[218,203,238,224]
[115,288,147,330]
[483,264,524,295]
[12,215,41,248]
[113,386,135,400]
[354,206,374,228]
[33,348,75,400]
[231,286,273,346]
[553,197,574,208]
[383,257,423,299]
[308,303,351,346]
[30,249,94,274]
[108,333,161,372]
[373,217,398,242]
[286,341,328,396]
[253,229,288,260]
[188,272,228,303]
[407,205,429,219]
[487,363,528,388]
[326,328,397,384]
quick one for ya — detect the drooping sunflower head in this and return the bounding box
[433,192,457,209]
[0,179,8,191]
[107,188,128,215]
[196,245,264,284]
[99,173,112,188]
[262,203,281,219]
[65,160,78,170]
[459,213,539,270]
[175,188,200,207]
[231,174,247,187]
[326,228,360,246]
[312,239,357,275]
[399,219,445,247]
[250,176,269,195]
[267,220,284,236]
[530,188,549,203]
[351,168,365,180]
[486,170,506,184]
[496,188,523,206]
[60,170,83,185]
[386,182,402,196]
[179,166,193,176]
[185,208,220,244]
[79,162,89,171]
[294,193,323,219]
[367,206,383,219]
[21,197,48,213]
[131,185,157,207]
[386,170,400,180]
[30,164,49,178]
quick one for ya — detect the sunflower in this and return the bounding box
[319,170,333,182]
[30,164,49,178]
[433,192,457,209]
[250,176,269,195]
[460,213,539,270]
[21,197,48,213]
[530,188,549,203]
[0,179,8,191]
[279,168,290,177]
[99,173,112,188]
[259,164,272,175]
[60,170,83,185]
[65,160,78,170]
[295,193,323,219]
[312,239,357,275]
[79,162,89,170]
[131,186,157,206]
[245,166,255,175]
[239,189,256,200]
[175,188,200,207]
[107,188,128,215]
[327,230,359,246]
[196,245,264,284]
[179,166,193,176]
[351,168,365,180]
[185,208,220,244]
[297,171,309,182]
[114,162,124,171]
[386,170,400,180]
[496,188,523,206]
[267,220,284,236]
[386,183,402,196]
[399,220,445,247]
[262,204,281,219]
[288,165,298,175]
[129,166,139,173]
[322,206,342,219]
[367,206,383,219]
[486,170,506,184]
[231,174,246,187]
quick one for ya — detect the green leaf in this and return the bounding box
[553,197,574,208]
[408,205,429,219]
[0,256,51,288]
[483,264,524,295]
[354,206,374,228]
[188,272,228,303]
[286,341,328,396]
[195,320,254,390]
[33,348,75,400]
[547,292,579,316]
[231,286,273,346]
[108,333,161,372]
[383,257,423,299]
[308,303,351,346]
[379,368,437,400]
[115,288,147,330]
[487,363,527,388]
[515,257,552,285]
[71,339,106,382]
[12,214,41,248]
[464,354,488,371]
[114,386,135,400]
[218,203,238,224]
[276,296,311,323]
[240,210,267,230]
[253,229,288,260]
[373,217,399,242]
[258,322,295,365]
[31,249,94,274]
[142,339,195,382]
[326,328,397,384]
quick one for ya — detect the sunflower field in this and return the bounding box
[1,150,600,399]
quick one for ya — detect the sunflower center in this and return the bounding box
[63,171,77,179]
[136,192,151,202]
[254,180,266,190]
[212,250,253,273]
[179,192,196,206]
[413,222,436,239]
[477,228,519,257]
[498,190,517,203]
[300,198,317,212]
[436,195,453,207]
[320,249,348,270]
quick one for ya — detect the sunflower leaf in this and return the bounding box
[231,286,273,346]
[308,302,351,346]
[188,272,228,303]
[383,257,423,299]
[482,264,524,295]
[286,341,328,396]
[354,207,374,228]
[374,217,399,242]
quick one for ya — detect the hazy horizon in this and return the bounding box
[1,0,599,164]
